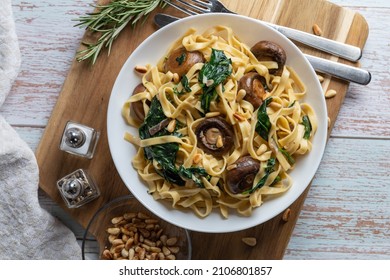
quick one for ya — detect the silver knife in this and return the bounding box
[154,13,371,85]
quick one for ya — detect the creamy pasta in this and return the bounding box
[122,26,317,218]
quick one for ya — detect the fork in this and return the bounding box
[161,0,362,62]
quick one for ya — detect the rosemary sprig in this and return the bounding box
[74,0,165,64]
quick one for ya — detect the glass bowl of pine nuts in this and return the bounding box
[81,195,191,260]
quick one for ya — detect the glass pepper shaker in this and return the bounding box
[59,121,100,159]
[57,169,100,208]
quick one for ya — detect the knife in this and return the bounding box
[154,13,371,85]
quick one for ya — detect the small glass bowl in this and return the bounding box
[81,195,191,260]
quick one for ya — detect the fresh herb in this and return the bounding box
[181,76,192,92]
[139,96,209,187]
[198,49,232,113]
[244,158,276,194]
[288,100,296,108]
[255,97,273,141]
[178,166,210,188]
[175,53,186,65]
[73,0,165,64]
[302,115,312,139]
[279,148,296,165]
[173,76,191,95]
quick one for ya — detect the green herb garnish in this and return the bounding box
[74,0,165,64]
[198,48,232,113]
[139,96,208,187]
[279,148,296,165]
[255,97,273,141]
[175,53,186,65]
[244,158,276,194]
[181,76,191,92]
[302,115,312,139]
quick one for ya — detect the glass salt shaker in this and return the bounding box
[57,169,100,208]
[59,121,100,159]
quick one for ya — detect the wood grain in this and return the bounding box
[3,0,389,260]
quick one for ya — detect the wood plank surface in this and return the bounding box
[33,0,370,260]
[3,0,389,260]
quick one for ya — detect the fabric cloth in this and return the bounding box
[0,0,81,259]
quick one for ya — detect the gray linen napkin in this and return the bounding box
[0,0,81,259]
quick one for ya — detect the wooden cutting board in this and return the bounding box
[35,0,369,259]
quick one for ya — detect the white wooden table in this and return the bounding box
[2,0,389,259]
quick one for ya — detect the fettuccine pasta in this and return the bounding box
[122,26,317,218]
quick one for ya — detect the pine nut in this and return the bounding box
[205,111,221,118]
[216,135,224,148]
[317,74,324,83]
[312,24,323,36]
[167,119,176,133]
[173,73,180,84]
[123,212,137,220]
[193,153,202,164]
[107,227,120,235]
[111,216,124,224]
[256,144,268,156]
[325,89,337,98]
[242,237,257,247]
[226,164,237,171]
[166,237,178,246]
[282,208,291,222]
[134,65,147,74]
[233,112,246,122]
[236,89,246,102]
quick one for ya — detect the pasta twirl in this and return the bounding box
[122,26,317,218]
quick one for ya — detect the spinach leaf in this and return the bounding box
[302,115,312,140]
[181,75,191,92]
[176,53,186,65]
[178,166,210,188]
[255,97,273,141]
[244,158,276,194]
[279,148,296,165]
[139,96,209,187]
[198,49,232,113]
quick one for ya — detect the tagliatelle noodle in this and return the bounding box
[122,25,318,218]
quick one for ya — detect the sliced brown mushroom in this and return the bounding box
[130,83,149,123]
[238,72,267,110]
[164,47,205,77]
[195,117,234,157]
[250,41,286,76]
[226,156,260,194]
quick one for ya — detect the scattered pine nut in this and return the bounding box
[236,89,247,102]
[327,117,331,129]
[282,208,291,222]
[325,89,337,98]
[312,24,323,36]
[317,74,324,83]
[205,111,221,118]
[256,144,268,156]
[167,119,176,133]
[173,73,180,83]
[233,112,246,122]
[242,237,257,247]
[134,65,147,74]
[216,135,224,148]
[193,153,202,164]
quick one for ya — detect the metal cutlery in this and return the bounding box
[154,13,371,85]
[161,0,362,62]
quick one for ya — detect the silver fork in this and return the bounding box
[161,0,362,62]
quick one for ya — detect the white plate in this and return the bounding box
[107,13,327,233]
